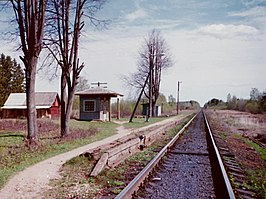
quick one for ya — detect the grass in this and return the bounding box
[233,134,266,162]
[0,130,116,189]
[46,114,194,198]
[244,139,266,162]
[242,138,266,198]
[69,120,119,134]
[230,133,266,198]
[0,114,184,190]
[46,145,159,198]
[0,132,24,146]
[123,117,166,128]
[0,119,120,189]
[120,111,192,129]
[46,155,99,198]
[244,169,266,198]
[219,131,228,140]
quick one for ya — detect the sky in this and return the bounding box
[0,0,266,106]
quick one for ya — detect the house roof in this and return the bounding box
[75,87,123,97]
[2,92,60,109]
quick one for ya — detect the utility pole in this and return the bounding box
[148,53,153,121]
[177,81,182,115]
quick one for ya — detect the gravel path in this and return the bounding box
[0,115,188,199]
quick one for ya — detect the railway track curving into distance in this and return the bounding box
[115,111,236,199]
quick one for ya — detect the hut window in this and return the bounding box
[84,100,95,112]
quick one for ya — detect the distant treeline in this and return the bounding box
[204,88,266,114]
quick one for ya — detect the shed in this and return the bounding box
[141,103,161,117]
[1,92,60,119]
[75,86,123,121]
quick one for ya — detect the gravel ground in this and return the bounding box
[137,112,216,199]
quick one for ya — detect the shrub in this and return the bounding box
[245,102,261,114]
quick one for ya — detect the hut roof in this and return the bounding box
[2,92,60,109]
[75,87,123,97]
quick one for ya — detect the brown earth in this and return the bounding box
[206,109,266,197]
[206,110,266,169]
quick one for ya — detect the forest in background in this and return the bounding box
[204,88,266,114]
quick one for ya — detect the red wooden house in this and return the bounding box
[1,92,60,119]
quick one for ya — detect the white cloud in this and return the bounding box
[230,6,266,30]
[159,28,266,105]
[197,24,259,39]
[242,0,266,7]
[230,6,266,18]
[124,9,148,22]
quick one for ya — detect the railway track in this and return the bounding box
[115,111,235,199]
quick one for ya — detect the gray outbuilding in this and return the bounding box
[75,86,123,121]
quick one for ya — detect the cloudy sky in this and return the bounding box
[0,0,266,106]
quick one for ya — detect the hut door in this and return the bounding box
[100,97,108,121]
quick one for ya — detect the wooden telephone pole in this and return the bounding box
[177,81,182,115]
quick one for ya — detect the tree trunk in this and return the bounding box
[26,58,38,143]
[60,74,67,137]
[65,86,76,136]
[61,74,77,137]
[152,101,156,117]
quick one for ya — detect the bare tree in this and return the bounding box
[44,0,106,137]
[10,0,47,143]
[125,30,172,117]
[76,76,90,92]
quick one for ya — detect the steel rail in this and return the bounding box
[115,112,199,199]
[203,111,236,199]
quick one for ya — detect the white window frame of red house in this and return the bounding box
[83,100,96,112]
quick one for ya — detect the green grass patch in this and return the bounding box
[219,131,228,140]
[0,119,119,189]
[244,169,266,198]
[230,133,266,197]
[46,155,100,198]
[123,112,192,129]
[69,120,119,134]
[123,117,166,128]
[244,140,266,162]
[0,132,24,146]
[232,134,266,161]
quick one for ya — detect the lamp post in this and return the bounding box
[177,81,182,115]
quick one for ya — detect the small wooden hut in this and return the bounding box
[75,86,123,121]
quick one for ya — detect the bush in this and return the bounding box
[245,102,261,114]
[262,101,266,112]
